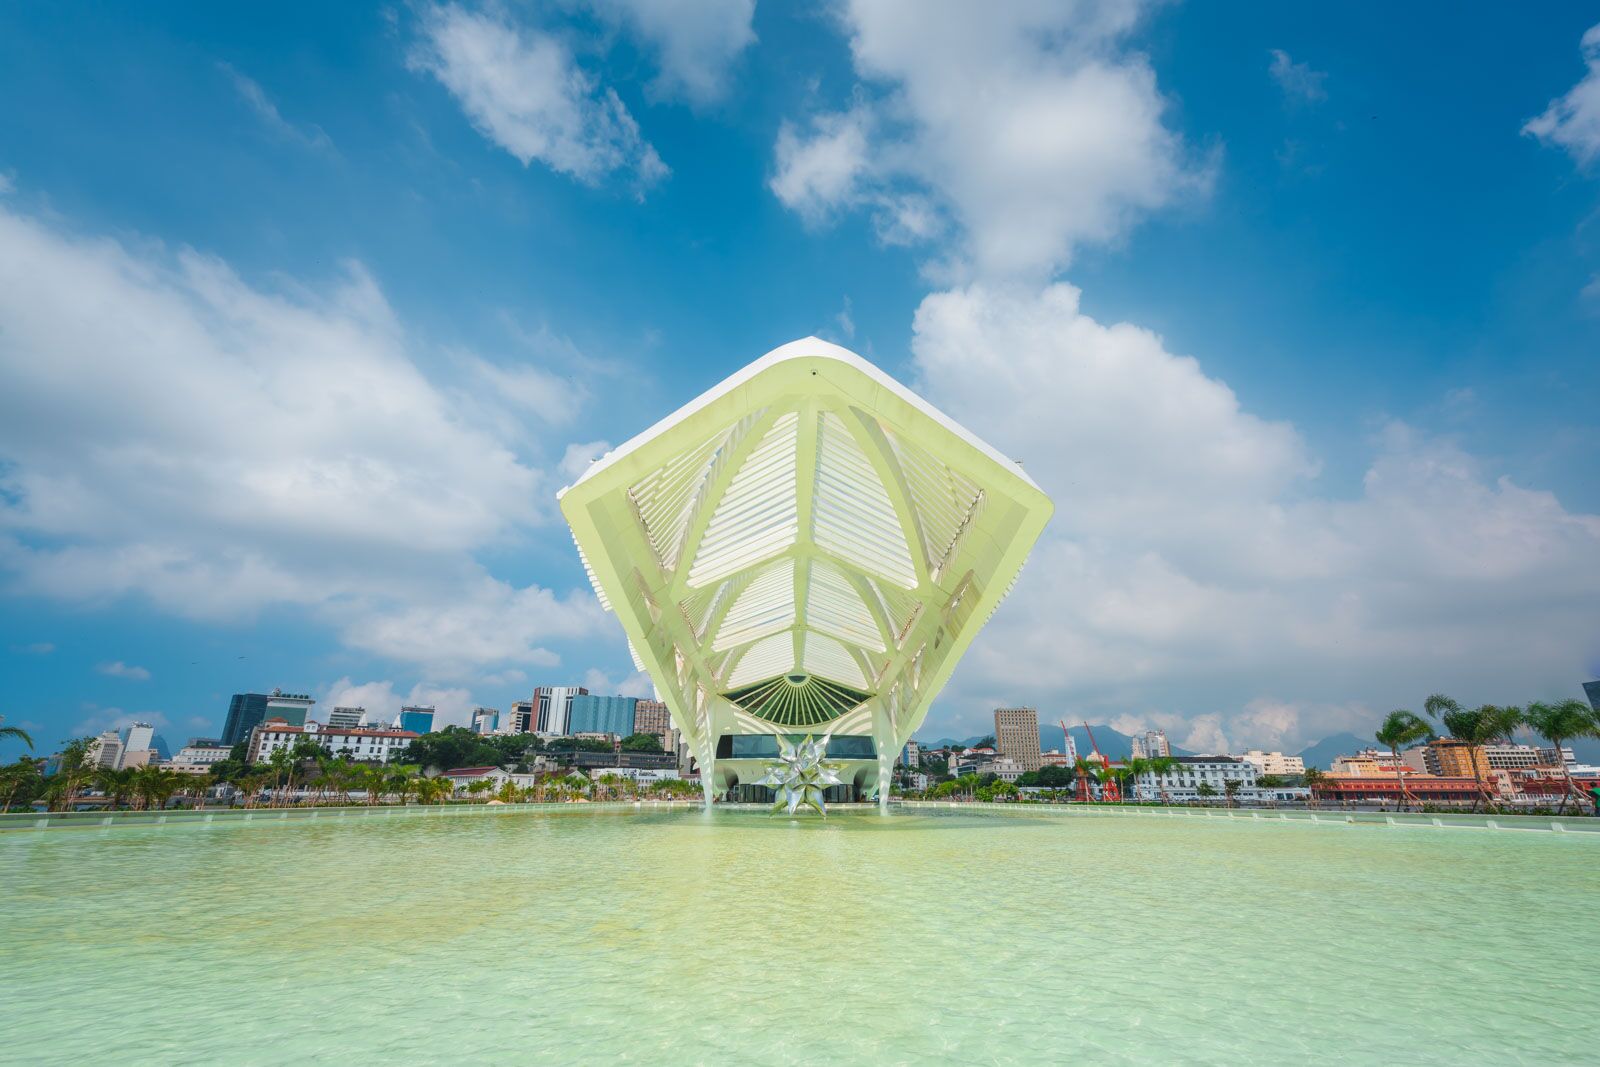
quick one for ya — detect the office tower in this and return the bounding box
[89,730,123,769]
[118,721,155,766]
[1586,680,1600,712]
[327,706,365,730]
[398,705,435,735]
[533,686,589,734]
[509,701,535,733]
[222,693,272,747]
[633,700,671,741]
[264,690,315,728]
[471,707,500,735]
[567,694,639,737]
[994,707,1042,772]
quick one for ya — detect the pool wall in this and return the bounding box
[4,799,1596,835]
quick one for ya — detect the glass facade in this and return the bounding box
[399,709,435,734]
[221,693,271,747]
[567,695,639,737]
[716,734,877,760]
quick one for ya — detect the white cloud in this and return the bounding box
[559,440,611,484]
[12,642,54,655]
[771,0,1210,279]
[96,661,151,681]
[221,63,335,151]
[0,198,606,676]
[587,0,755,105]
[1267,49,1327,103]
[912,283,1600,751]
[581,667,654,699]
[1524,23,1600,166]
[321,677,477,730]
[771,108,873,222]
[412,3,667,190]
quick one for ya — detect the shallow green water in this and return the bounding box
[2,809,1595,1065]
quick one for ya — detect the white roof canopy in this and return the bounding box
[559,338,1052,778]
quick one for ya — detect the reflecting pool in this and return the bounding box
[2,809,1595,1064]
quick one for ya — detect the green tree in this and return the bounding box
[1374,709,1434,811]
[94,766,138,810]
[620,733,663,752]
[1524,699,1600,814]
[1429,698,1523,810]
[0,720,35,750]
[1223,779,1242,807]
[1196,781,1217,802]
[1302,766,1325,808]
[133,766,183,811]
[0,757,45,812]
[1147,755,1177,804]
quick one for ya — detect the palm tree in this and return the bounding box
[1302,767,1324,808]
[1223,780,1242,808]
[1,757,44,812]
[1146,755,1177,804]
[466,778,494,802]
[94,766,137,810]
[1525,699,1600,814]
[1072,758,1103,802]
[1121,757,1149,803]
[185,774,211,811]
[1430,699,1523,811]
[0,719,35,750]
[133,766,182,811]
[1374,710,1433,811]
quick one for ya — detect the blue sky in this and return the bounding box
[2,1,1598,757]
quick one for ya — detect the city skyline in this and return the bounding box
[3,4,1600,758]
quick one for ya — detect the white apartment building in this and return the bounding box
[88,730,123,770]
[976,756,1025,783]
[1128,729,1170,760]
[1134,755,1258,802]
[1240,749,1305,776]
[1483,743,1574,770]
[589,767,681,785]
[326,706,365,729]
[246,719,420,764]
[169,742,233,774]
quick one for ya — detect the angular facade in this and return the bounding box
[559,338,1052,808]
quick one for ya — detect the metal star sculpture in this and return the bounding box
[757,734,844,816]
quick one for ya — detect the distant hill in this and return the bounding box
[1296,732,1373,770]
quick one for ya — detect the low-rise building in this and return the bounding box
[588,766,681,785]
[977,756,1024,782]
[1482,743,1573,771]
[1312,774,1479,804]
[1240,749,1305,776]
[1134,755,1258,802]
[1040,749,1076,767]
[170,742,233,774]
[1330,750,1410,776]
[246,719,419,764]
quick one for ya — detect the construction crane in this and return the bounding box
[1082,721,1121,802]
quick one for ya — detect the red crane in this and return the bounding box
[1082,721,1120,802]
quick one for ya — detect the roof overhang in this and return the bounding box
[559,337,1052,768]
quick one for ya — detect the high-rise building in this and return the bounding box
[265,691,315,729]
[470,707,500,735]
[901,740,920,768]
[118,722,156,766]
[568,695,638,737]
[632,699,671,741]
[534,686,589,735]
[994,707,1042,772]
[1130,729,1171,760]
[1427,738,1490,779]
[327,706,365,730]
[88,730,122,769]
[1585,680,1600,712]
[399,706,435,735]
[509,701,535,733]
[222,693,271,747]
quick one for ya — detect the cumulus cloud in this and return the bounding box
[0,199,606,677]
[71,706,171,738]
[96,661,152,681]
[1524,23,1600,166]
[581,667,654,699]
[771,0,1210,279]
[1267,49,1327,103]
[587,0,755,105]
[912,284,1600,750]
[412,3,667,190]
